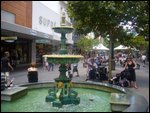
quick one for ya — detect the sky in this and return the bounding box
[40,1,59,14]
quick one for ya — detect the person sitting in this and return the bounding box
[27,62,38,83]
[86,58,98,81]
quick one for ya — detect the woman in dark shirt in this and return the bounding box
[124,57,138,89]
[1,51,14,87]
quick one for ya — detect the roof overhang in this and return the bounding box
[1,21,53,40]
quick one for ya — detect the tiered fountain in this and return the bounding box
[1,13,148,113]
[43,13,83,107]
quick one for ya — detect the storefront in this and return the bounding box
[1,21,54,67]
[36,39,53,63]
[1,38,31,67]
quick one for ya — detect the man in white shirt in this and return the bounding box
[141,54,146,67]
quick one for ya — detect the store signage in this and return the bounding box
[30,29,37,36]
[36,39,51,44]
[44,33,49,38]
[39,16,56,28]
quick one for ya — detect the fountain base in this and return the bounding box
[46,88,80,108]
[45,64,80,107]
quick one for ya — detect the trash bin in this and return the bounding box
[27,71,38,83]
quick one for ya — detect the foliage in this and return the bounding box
[126,1,149,36]
[67,1,149,40]
[130,36,149,50]
[76,35,99,56]
[67,1,149,77]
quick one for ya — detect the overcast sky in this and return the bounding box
[40,1,59,14]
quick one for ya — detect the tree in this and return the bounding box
[76,35,99,57]
[127,1,149,37]
[130,36,149,50]
[67,1,149,79]
[67,1,149,41]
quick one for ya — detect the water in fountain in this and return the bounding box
[1,88,111,112]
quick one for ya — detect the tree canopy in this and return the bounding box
[67,1,149,41]
[76,35,99,56]
[130,36,149,50]
[67,1,149,78]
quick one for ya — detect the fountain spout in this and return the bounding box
[56,89,62,101]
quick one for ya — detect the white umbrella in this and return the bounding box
[114,45,129,50]
[93,43,109,50]
[131,47,139,51]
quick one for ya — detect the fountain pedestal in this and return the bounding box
[45,64,80,107]
[44,14,83,107]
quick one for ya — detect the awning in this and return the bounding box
[93,43,109,51]
[114,45,129,50]
[1,21,53,40]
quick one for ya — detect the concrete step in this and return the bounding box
[1,86,28,101]
[110,93,130,112]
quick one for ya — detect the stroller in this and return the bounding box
[97,66,108,81]
[109,69,130,87]
[88,68,98,80]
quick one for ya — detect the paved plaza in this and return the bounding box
[9,59,149,106]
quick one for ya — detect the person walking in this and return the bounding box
[141,54,146,67]
[48,62,54,71]
[1,51,14,87]
[43,57,49,71]
[72,63,79,77]
[66,64,72,78]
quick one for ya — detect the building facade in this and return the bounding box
[1,1,34,66]
[1,1,74,67]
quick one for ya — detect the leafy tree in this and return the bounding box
[76,35,99,56]
[127,1,149,37]
[67,1,149,79]
[130,36,149,50]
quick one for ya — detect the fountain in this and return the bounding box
[43,12,83,107]
[1,13,149,112]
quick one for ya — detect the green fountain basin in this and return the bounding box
[52,26,74,34]
[1,82,125,112]
[43,55,84,64]
[1,88,111,112]
[1,82,148,112]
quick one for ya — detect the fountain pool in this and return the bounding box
[1,82,127,112]
[1,87,111,112]
[1,82,148,112]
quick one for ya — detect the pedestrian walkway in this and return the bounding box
[9,60,149,105]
